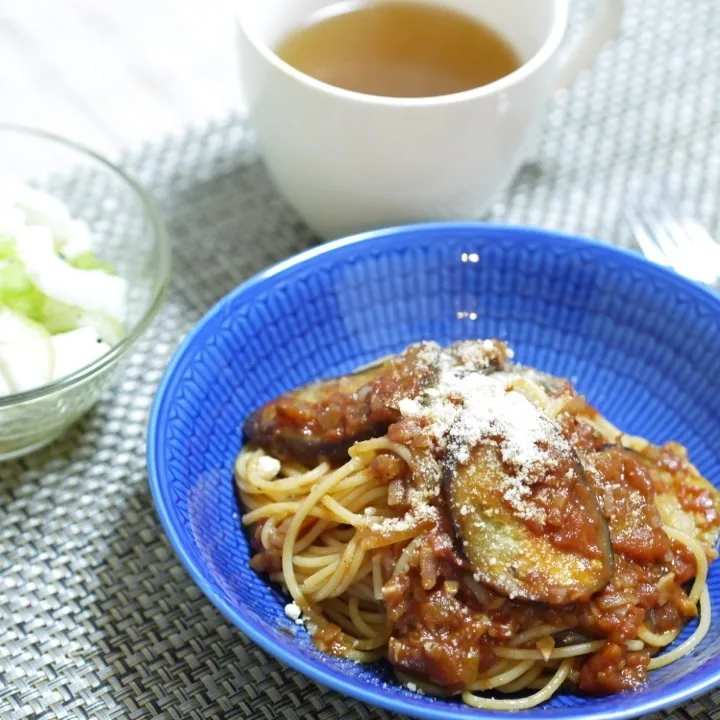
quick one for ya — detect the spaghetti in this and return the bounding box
[236,340,719,709]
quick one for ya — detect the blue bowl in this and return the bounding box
[148,222,720,720]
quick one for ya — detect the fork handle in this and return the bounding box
[555,0,625,91]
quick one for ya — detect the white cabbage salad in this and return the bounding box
[0,178,127,397]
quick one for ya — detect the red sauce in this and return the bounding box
[677,483,720,527]
[578,643,649,693]
[589,450,670,563]
[245,344,451,465]
[530,454,607,561]
[387,584,495,687]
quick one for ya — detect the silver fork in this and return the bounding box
[625,202,720,287]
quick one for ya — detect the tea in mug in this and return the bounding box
[275,1,522,98]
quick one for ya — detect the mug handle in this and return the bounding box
[554,0,625,90]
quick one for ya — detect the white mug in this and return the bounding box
[236,0,624,239]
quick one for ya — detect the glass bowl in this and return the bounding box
[0,125,170,460]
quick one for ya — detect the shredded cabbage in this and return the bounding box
[0,182,126,397]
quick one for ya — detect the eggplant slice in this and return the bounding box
[243,363,392,466]
[597,443,720,553]
[446,437,613,606]
[244,341,537,470]
[243,340,511,466]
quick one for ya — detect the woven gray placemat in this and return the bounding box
[1,1,720,718]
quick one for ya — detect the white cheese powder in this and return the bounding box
[395,347,560,526]
[284,602,305,626]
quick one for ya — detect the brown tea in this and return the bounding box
[275,2,521,98]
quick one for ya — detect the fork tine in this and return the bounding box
[627,195,720,285]
[642,199,720,284]
[650,199,717,255]
[624,205,670,266]
[677,217,720,257]
[636,202,684,261]
[654,200,720,270]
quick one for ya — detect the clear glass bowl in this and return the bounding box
[0,125,170,460]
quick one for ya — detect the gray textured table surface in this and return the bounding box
[1,0,720,719]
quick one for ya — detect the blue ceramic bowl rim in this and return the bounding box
[147,221,720,720]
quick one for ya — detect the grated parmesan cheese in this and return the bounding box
[397,398,422,418]
[367,340,562,537]
[256,455,281,480]
[284,602,305,625]
[395,342,563,526]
